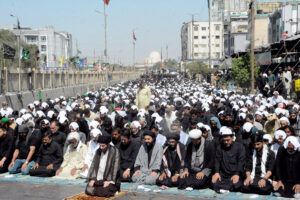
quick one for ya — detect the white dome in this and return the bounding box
[146,51,161,65]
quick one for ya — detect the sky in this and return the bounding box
[0,0,209,65]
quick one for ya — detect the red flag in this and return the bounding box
[133,32,137,41]
[103,0,110,5]
[282,32,288,38]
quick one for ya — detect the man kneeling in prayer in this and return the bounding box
[85,135,121,198]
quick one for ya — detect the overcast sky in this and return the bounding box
[0,0,209,65]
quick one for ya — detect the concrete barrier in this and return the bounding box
[0,76,139,110]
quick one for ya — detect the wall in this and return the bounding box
[0,69,142,110]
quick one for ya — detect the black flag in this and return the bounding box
[3,43,16,59]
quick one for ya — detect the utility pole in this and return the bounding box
[104,1,108,63]
[191,14,196,62]
[250,0,255,93]
[208,0,212,69]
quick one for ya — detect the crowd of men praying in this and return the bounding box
[0,74,299,198]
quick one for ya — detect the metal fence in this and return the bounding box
[0,68,141,94]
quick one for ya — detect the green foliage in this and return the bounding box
[187,61,213,76]
[164,59,179,69]
[230,54,260,88]
[0,30,39,68]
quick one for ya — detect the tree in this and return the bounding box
[164,59,179,69]
[230,53,260,88]
[0,30,39,68]
[187,61,213,76]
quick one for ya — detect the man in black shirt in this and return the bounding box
[211,127,246,193]
[0,126,14,173]
[29,133,63,177]
[49,121,66,149]
[8,125,39,175]
[117,130,139,182]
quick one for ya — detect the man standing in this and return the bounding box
[178,129,215,189]
[29,133,63,177]
[273,136,300,198]
[157,133,186,187]
[8,125,39,175]
[267,70,276,94]
[283,66,292,98]
[211,127,246,193]
[85,135,121,198]
[132,130,163,185]
[242,134,275,195]
[136,81,151,110]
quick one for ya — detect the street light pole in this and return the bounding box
[250,0,255,93]
[10,14,22,92]
[208,0,212,69]
[104,1,108,63]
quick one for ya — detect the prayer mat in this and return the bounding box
[64,191,128,200]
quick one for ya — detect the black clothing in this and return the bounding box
[35,141,63,169]
[16,134,39,161]
[0,134,14,173]
[50,131,66,149]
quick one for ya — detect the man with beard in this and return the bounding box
[117,130,139,182]
[156,132,186,187]
[85,135,120,198]
[128,105,138,122]
[49,121,66,149]
[211,127,246,193]
[178,129,215,189]
[111,128,121,146]
[132,130,163,185]
[55,132,87,179]
[289,110,300,136]
[40,119,50,137]
[273,136,300,198]
[8,125,39,175]
[29,133,63,177]
[80,129,102,178]
[0,126,14,173]
[242,134,275,195]
[130,121,143,146]
[101,118,113,135]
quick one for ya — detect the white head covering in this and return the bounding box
[67,131,80,142]
[47,110,55,119]
[90,120,100,130]
[279,117,290,125]
[69,122,79,131]
[274,130,287,140]
[220,126,234,136]
[58,116,68,124]
[131,121,141,129]
[243,122,253,133]
[15,118,24,126]
[189,129,202,139]
[90,129,102,137]
[263,134,273,143]
[283,136,300,151]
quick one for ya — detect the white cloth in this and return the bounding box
[96,149,109,181]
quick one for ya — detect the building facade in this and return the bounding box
[181,21,224,67]
[0,25,72,68]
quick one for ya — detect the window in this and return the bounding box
[194,53,199,57]
[216,35,220,39]
[194,44,198,48]
[194,36,198,39]
[41,36,47,42]
[194,26,199,31]
[202,36,206,39]
[215,25,220,31]
[201,27,206,31]
[216,44,220,47]
[200,44,207,48]
[26,36,38,43]
[41,45,47,51]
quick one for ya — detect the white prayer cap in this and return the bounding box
[220,126,234,136]
[22,113,32,121]
[240,108,248,113]
[279,117,290,125]
[41,102,49,109]
[47,110,55,119]
[238,100,244,107]
[41,119,50,125]
[69,122,79,131]
[239,113,247,120]
[232,105,239,112]
[33,100,40,106]
[275,108,283,116]
[196,122,204,129]
[263,134,273,143]
[85,104,90,109]
[19,109,27,116]
[283,136,300,151]
[15,118,24,126]
[36,111,45,118]
[243,122,253,133]
[91,128,102,138]
[89,120,100,130]
[155,115,163,124]
[71,103,79,109]
[66,105,72,112]
[131,105,138,110]
[274,130,287,140]
[218,111,225,116]
[293,104,300,111]
[28,103,35,110]
[59,116,68,124]
[54,98,60,103]
[61,101,67,106]
[189,129,202,139]
[262,111,269,118]
[151,112,160,119]
[116,110,127,118]
[100,106,108,114]
[67,131,80,142]
[131,121,141,129]
[255,111,262,116]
